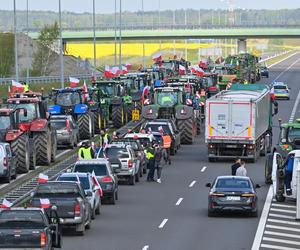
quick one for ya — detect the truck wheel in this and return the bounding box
[265,154,273,184]
[11,134,30,174]
[33,130,52,166]
[112,105,124,128]
[78,113,94,140]
[177,119,193,144]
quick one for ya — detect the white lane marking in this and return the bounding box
[189,180,196,188]
[175,198,183,206]
[251,186,273,250]
[201,166,207,172]
[266,224,300,233]
[158,219,168,229]
[267,218,300,226]
[289,85,300,123]
[268,51,299,69]
[264,230,300,239]
[270,208,296,214]
[263,237,300,246]
[142,245,149,250]
[56,150,71,158]
[269,213,296,220]
[272,203,296,209]
[261,244,300,250]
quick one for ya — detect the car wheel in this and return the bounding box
[110,192,116,205]
[4,171,11,183]
[208,209,215,217]
[91,205,96,220]
[95,202,101,215]
[129,175,135,185]
[86,211,92,229]
[135,172,140,182]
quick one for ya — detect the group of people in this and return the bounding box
[231,158,247,176]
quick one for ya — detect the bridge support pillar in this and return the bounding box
[237,39,247,53]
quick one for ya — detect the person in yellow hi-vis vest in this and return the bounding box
[23,81,30,92]
[78,142,95,160]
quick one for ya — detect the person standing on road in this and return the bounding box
[284,154,294,195]
[99,129,110,148]
[154,143,163,183]
[236,161,247,176]
[162,132,172,165]
[78,142,95,160]
[231,158,241,176]
[145,142,155,182]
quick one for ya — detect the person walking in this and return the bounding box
[236,161,247,176]
[154,143,163,183]
[162,132,172,165]
[231,158,241,176]
[78,142,95,160]
[145,142,155,182]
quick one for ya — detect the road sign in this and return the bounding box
[132,109,140,121]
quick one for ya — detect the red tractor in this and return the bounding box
[0,108,31,174]
[6,92,57,167]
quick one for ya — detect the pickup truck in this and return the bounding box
[0,207,61,249]
[30,181,92,235]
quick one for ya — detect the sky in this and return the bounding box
[1,0,299,13]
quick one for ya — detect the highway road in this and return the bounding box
[63,53,300,250]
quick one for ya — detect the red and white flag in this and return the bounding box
[142,86,151,102]
[186,99,193,106]
[69,77,80,88]
[38,173,48,183]
[125,63,132,70]
[11,80,24,93]
[191,65,204,76]
[152,53,162,62]
[122,66,128,75]
[104,65,114,78]
[179,65,186,75]
[92,171,103,197]
[40,198,51,209]
[158,126,164,134]
[0,199,12,209]
[111,66,121,76]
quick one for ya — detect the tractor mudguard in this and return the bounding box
[175,105,193,120]
[74,104,88,114]
[30,119,49,132]
[142,105,159,120]
[48,105,62,115]
[5,130,24,142]
[111,97,122,105]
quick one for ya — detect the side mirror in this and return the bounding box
[205,183,211,188]
[85,191,93,197]
[255,184,261,189]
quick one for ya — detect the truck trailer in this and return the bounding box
[205,84,278,162]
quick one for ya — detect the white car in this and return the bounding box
[125,133,156,146]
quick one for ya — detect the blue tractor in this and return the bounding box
[48,88,97,140]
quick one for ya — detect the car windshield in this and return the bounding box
[50,120,66,130]
[0,116,10,130]
[74,164,108,176]
[36,183,80,195]
[56,92,81,106]
[203,77,213,87]
[100,147,129,159]
[153,134,163,144]
[100,85,114,95]
[0,210,45,228]
[216,178,251,189]
[274,85,287,90]
[145,124,171,134]
[112,141,139,150]
[157,92,178,107]
[57,176,90,190]
[8,103,36,122]
[287,127,300,143]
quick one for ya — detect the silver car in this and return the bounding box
[0,143,16,183]
[50,115,79,148]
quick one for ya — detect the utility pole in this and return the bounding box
[119,0,122,70]
[59,0,64,88]
[92,0,97,75]
[13,0,19,81]
[114,0,117,65]
[25,0,29,82]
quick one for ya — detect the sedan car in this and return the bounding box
[0,143,16,183]
[272,82,290,100]
[206,176,259,217]
[50,115,79,148]
[260,66,269,78]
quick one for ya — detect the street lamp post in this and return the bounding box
[92,0,96,76]
[59,0,64,88]
[13,0,19,82]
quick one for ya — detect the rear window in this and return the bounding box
[103,148,129,159]
[145,124,171,134]
[50,120,66,130]
[111,141,139,150]
[74,164,108,176]
[0,210,45,228]
[57,176,90,190]
[36,183,80,195]
[216,178,251,189]
[274,85,287,90]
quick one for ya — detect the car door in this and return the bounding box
[5,145,14,174]
[78,186,89,222]
[108,163,118,190]
[271,152,284,197]
[90,176,100,207]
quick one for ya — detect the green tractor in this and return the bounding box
[142,87,197,144]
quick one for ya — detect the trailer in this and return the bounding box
[205,84,278,162]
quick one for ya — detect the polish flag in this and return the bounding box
[158,126,164,134]
[152,53,162,62]
[11,80,24,93]
[104,65,114,78]
[192,65,204,76]
[179,65,186,75]
[142,86,151,102]
[82,81,88,102]
[69,77,80,88]
[125,63,132,70]
[92,171,103,197]
[186,99,193,106]
[40,198,51,209]
[122,66,128,74]
[0,199,12,209]
[38,173,48,183]
[111,66,121,76]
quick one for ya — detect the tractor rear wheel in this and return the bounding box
[29,143,36,170]
[78,113,94,140]
[51,131,57,163]
[34,130,52,166]
[112,105,124,128]
[11,134,30,174]
[177,118,194,145]
[93,112,101,134]
[196,115,201,135]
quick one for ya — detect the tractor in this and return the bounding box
[0,108,31,174]
[153,59,191,77]
[142,87,197,144]
[48,88,96,139]
[7,92,57,167]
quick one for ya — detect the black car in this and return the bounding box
[206,176,259,217]
[0,208,62,249]
[260,66,269,78]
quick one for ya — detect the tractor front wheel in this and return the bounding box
[78,113,94,140]
[33,130,52,166]
[11,134,30,174]
[177,118,194,145]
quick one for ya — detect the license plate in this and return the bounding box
[226,196,240,201]
[132,109,140,121]
[111,164,119,168]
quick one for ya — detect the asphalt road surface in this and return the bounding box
[63,53,300,250]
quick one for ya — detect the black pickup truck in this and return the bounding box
[0,207,61,249]
[30,181,92,235]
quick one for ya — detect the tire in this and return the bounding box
[4,170,11,183]
[126,105,134,122]
[93,111,101,134]
[265,154,273,184]
[51,131,57,163]
[91,206,96,220]
[78,113,94,140]
[129,175,135,185]
[86,211,92,230]
[196,115,201,135]
[112,105,124,128]
[11,134,30,174]
[177,118,193,144]
[29,143,36,170]
[33,130,52,166]
[95,202,100,215]
[135,172,140,182]
[208,208,215,217]
[109,192,116,205]
[251,210,258,217]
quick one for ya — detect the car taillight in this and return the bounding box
[101,176,113,182]
[40,232,46,247]
[128,160,133,168]
[210,193,225,197]
[241,193,256,197]
[74,203,81,216]
[66,119,70,132]
[3,157,8,168]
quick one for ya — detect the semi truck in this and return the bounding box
[205,84,278,162]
